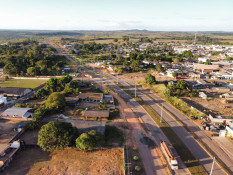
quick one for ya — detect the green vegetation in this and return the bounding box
[38,121,79,152]
[116,82,207,174]
[133,156,139,161]
[0,40,67,76]
[165,80,199,97]
[45,92,66,111]
[145,74,156,85]
[135,98,207,174]
[134,166,141,172]
[45,75,72,92]
[0,79,46,88]
[104,87,110,95]
[76,130,104,151]
[35,88,49,99]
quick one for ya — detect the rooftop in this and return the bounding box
[84,110,109,118]
[78,93,103,101]
[1,108,33,118]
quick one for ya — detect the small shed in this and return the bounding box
[84,110,109,120]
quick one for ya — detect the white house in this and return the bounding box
[198,57,209,63]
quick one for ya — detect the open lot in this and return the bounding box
[0,119,23,144]
[0,79,47,89]
[182,97,233,117]
[2,148,124,175]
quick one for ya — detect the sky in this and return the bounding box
[0,0,233,31]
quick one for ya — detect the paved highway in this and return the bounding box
[51,44,173,175]
[90,68,228,175]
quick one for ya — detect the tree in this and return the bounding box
[98,102,107,110]
[76,130,104,151]
[35,88,49,99]
[176,80,188,90]
[172,72,178,78]
[103,61,107,68]
[45,92,66,111]
[173,58,180,64]
[113,38,118,42]
[145,74,156,85]
[182,50,193,59]
[130,60,140,72]
[122,36,129,42]
[26,67,40,76]
[226,57,233,61]
[104,87,110,95]
[46,78,58,92]
[205,60,212,65]
[76,133,94,151]
[38,121,78,152]
[155,64,163,72]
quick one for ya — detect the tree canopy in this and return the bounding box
[76,130,104,151]
[145,74,156,85]
[45,92,66,111]
[38,121,78,152]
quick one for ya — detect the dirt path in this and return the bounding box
[110,89,168,175]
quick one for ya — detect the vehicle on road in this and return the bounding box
[160,141,179,170]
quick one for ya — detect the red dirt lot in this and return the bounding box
[2,148,124,175]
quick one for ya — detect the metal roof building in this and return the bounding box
[1,108,33,118]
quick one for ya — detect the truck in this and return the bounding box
[160,141,178,170]
[0,140,21,171]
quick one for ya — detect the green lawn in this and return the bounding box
[0,79,47,89]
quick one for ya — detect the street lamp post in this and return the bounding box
[209,157,215,175]
[160,103,163,123]
[135,82,137,98]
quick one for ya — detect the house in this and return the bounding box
[0,87,32,98]
[208,114,233,124]
[193,64,220,73]
[104,95,114,104]
[199,92,208,99]
[0,96,7,107]
[188,72,201,79]
[65,97,79,106]
[1,108,33,119]
[78,93,103,103]
[198,57,209,63]
[84,110,109,120]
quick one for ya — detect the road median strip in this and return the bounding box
[116,82,207,175]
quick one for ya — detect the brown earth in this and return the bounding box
[2,148,123,175]
[182,97,233,117]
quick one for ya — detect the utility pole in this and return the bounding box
[160,103,163,123]
[209,157,215,175]
[194,33,197,45]
[135,82,137,98]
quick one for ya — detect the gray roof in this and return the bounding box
[1,107,33,117]
[0,87,31,95]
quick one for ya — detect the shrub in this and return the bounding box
[135,166,141,172]
[133,156,139,161]
[76,130,104,151]
[26,118,41,130]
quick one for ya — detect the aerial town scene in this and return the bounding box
[0,0,233,175]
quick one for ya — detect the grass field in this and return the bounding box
[0,79,47,88]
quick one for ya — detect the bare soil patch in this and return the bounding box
[29,148,123,175]
[0,119,22,143]
[182,97,233,117]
